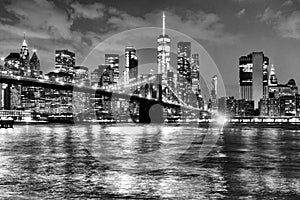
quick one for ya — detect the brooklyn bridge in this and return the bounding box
[0,73,207,123]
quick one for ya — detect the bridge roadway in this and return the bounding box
[0,74,203,111]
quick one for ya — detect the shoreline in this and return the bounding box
[10,120,300,129]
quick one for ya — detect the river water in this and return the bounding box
[0,124,299,199]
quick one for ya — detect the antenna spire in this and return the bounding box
[22,32,27,47]
[162,11,165,36]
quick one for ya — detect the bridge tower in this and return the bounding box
[0,83,12,110]
[138,74,164,123]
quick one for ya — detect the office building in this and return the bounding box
[105,54,119,84]
[279,96,296,116]
[239,52,269,108]
[177,41,192,104]
[74,66,89,86]
[29,50,42,78]
[4,53,21,76]
[55,49,75,75]
[20,34,30,77]
[157,12,171,78]
[210,75,218,112]
[191,53,201,95]
[237,99,254,116]
[125,46,138,84]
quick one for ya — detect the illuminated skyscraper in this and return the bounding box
[157,12,171,85]
[20,33,30,77]
[177,42,191,82]
[74,66,89,86]
[239,54,253,100]
[22,50,43,113]
[177,41,191,103]
[55,49,75,75]
[125,46,138,84]
[105,54,119,84]
[4,53,21,76]
[211,75,218,111]
[239,52,269,108]
[253,52,269,103]
[268,64,278,86]
[29,49,41,78]
[191,53,200,94]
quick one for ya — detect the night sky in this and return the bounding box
[1,0,300,97]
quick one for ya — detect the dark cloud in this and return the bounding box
[258,7,300,39]
[236,8,246,18]
[2,0,300,97]
[0,0,238,73]
[282,0,293,7]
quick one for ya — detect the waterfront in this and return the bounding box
[0,125,299,199]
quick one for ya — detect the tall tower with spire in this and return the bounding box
[268,64,278,86]
[20,33,30,76]
[157,11,171,81]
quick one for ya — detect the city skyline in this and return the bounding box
[1,1,300,120]
[0,2,299,199]
[0,11,207,123]
[1,0,300,98]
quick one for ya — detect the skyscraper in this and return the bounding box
[211,75,218,111]
[29,49,41,78]
[4,53,21,76]
[177,41,192,102]
[22,49,43,113]
[125,46,138,84]
[191,53,201,94]
[239,54,253,100]
[253,52,269,103]
[55,49,75,75]
[239,52,269,108]
[157,12,171,85]
[74,66,89,86]
[20,33,30,77]
[268,64,278,87]
[105,54,119,84]
[177,42,192,83]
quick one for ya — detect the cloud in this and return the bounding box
[258,8,300,39]
[0,0,238,73]
[236,9,246,18]
[257,8,282,23]
[282,0,293,6]
[231,0,252,2]
[0,0,98,70]
[5,0,72,40]
[69,2,105,19]
[276,11,300,39]
[104,9,239,44]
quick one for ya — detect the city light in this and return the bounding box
[215,113,228,126]
[0,12,299,125]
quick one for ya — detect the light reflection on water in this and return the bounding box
[0,125,299,199]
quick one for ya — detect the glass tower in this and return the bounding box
[157,12,171,86]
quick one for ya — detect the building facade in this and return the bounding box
[239,52,269,108]
[55,49,75,76]
[125,46,138,84]
[105,54,119,84]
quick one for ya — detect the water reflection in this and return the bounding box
[0,125,299,199]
